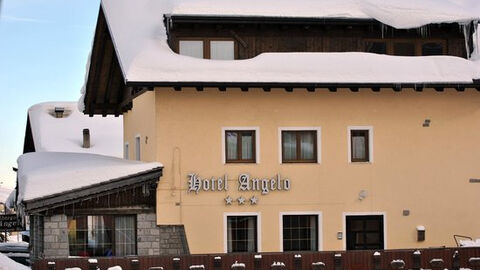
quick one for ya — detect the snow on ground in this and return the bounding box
[0,252,30,270]
[17,152,162,202]
[29,102,122,157]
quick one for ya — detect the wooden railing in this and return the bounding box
[33,247,480,270]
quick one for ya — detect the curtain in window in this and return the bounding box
[179,40,204,58]
[115,216,136,256]
[241,133,253,160]
[226,132,238,160]
[309,215,317,251]
[283,132,297,160]
[300,132,315,160]
[247,217,256,252]
[352,135,366,160]
[210,41,234,60]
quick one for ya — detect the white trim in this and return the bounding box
[223,212,262,253]
[124,142,129,160]
[347,126,374,163]
[342,212,387,250]
[279,211,323,252]
[221,127,260,164]
[278,127,322,164]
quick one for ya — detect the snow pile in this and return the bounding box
[172,0,480,29]
[17,152,162,202]
[0,186,13,203]
[459,239,480,247]
[0,252,30,270]
[100,0,480,84]
[29,102,123,157]
[5,190,16,209]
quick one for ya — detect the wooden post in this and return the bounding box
[271,261,286,270]
[312,262,326,270]
[213,256,222,270]
[83,128,90,148]
[232,261,246,270]
[47,261,56,270]
[254,255,262,270]
[468,257,480,270]
[429,258,444,270]
[334,253,343,270]
[173,257,181,270]
[412,250,421,270]
[131,259,140,270]
[294,254,302,270]
[88,259,98,270]
[390,259,405,270]
[189,265,205,270]
[373,251,382,270]
[452,251,460,270]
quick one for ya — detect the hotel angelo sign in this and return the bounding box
[187,173,291,195]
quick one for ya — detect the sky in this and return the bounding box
[0,0,100,188]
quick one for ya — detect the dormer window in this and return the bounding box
[178,39,235,60]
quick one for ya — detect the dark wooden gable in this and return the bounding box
[83,8,131,117]
[23,116,35,154]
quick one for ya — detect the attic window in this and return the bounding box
[54,107,65,118]
[178,39,236,60]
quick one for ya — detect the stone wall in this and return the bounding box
[137,213,189,256]
[43,214,69,258]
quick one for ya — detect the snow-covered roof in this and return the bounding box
[96,0,480,86]
[17,152,162,202]
[170,0,480,29]
[28,102,122,157]
[0,187,12,203]
[0,252,30,270]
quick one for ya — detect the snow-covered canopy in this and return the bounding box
[0,252,30,270]
[97,0,480,86]
[171,0,480,29]
[17,152,162,202]
[29,102,122,157]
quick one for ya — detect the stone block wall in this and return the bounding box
[43,214,69,258]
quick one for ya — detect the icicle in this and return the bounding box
[462,23,471,59]
[381,23,386,39]
[417,25,429,38]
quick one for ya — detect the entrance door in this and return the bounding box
[346,215,384,250]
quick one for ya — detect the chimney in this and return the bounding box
[54,107,65,118]
[83,129,90,148]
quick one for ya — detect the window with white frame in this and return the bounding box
[210,40,234,60]
[179,39,235,59]
[179,40,204,58]
[282,214,319,251]
[222,127,259,164]
[348,126,373,163]
[124,142,129,159]
[226,215,258,253]
[135,136,141,161]
[279,127,321,164]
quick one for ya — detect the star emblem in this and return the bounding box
[250,196,258,205]
[237,196,246,205]
[225,196,233,205]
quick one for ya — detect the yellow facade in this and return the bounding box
[123,87,480,254]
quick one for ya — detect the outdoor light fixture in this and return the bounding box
[337,232,343,240]
[422,119,431,127]
[358,190,368,201]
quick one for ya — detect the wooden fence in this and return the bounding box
[33,247,480,270]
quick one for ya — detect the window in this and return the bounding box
[135,136,141,161]
[281,130,317,163]
[365,41,387,54]
[124,143,129,159]
[225,130,255,163]
[210,41,235,60]
[393,42,415,56]
[348,127,373,163]
[422,42,443,56]
[226,215,258,253]
[179,40,204,58]
[282,215,319,251]
[67,215,136,257]
[346,215,384,250]
[178,39,236,59]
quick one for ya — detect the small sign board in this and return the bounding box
[0,214,24,231]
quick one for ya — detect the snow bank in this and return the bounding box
[0,252,30,270]
[100,0,480,85]
[171,0,480,29]
[17,152,162,202]
[28,102,122,157]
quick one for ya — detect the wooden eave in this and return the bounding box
[23,167,163,214]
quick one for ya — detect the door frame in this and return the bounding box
[342,212,387,250]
